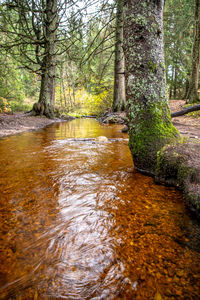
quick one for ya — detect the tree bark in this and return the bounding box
[112,0,126,112]
[123,0,178,174]
[187,0,200,104]
[33,0,58,118]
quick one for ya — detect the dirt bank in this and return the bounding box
[0,113,56,138]
[157,101,200,219]
[0,113,75,138]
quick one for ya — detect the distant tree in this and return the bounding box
[186,0,200,103]
[124,0,178,174]
[0,0,60,117]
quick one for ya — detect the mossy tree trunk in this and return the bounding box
[33,0,58,118]
[187,0,200,104]
[123,0,178,174]
[113,0,126,112]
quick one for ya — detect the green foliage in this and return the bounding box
[9,101,32,113]
[0,54,25,102]
[0,53,39,112]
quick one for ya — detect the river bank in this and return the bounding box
[0,113,74,138]
[0,100,200,139]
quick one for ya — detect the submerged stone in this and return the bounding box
[95,136,108,142]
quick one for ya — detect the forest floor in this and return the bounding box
[0,100,200,139]
[170,100,200,140]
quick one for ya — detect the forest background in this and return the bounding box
[0,0,199,117]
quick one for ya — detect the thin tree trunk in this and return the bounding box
[187,0,200,103]
[170,65,175,99]
[72,86,76,105]
[61,78,67,109]
[183,78,190,99]
[59,68,63,107]
[124,0,178,174]
[173,66,177,99]
[113,0,126,112]
[169,85,173,99]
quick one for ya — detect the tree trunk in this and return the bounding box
[169,85,173,99]
[187,0,200,104]
[33,0,58,118]
[173,65,177,99]
[183,78,189,99]
[123,0,178,174]
[112,0,126,112]
[169,65,175,99]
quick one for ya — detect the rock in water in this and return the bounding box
[95,136,108,142]
[121,125,129,133]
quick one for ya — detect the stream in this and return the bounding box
[0,119,200,299]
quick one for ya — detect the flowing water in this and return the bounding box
[0,119,200,299]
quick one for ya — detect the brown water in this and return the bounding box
[0,119,200,300]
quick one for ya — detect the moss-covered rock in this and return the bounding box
[155,140,200,219]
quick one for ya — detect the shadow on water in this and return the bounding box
[0,119,200,299]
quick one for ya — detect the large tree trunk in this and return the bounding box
[112,0,126,112]
[123,0,178,174]
[187,0,200,104]
[33,0,57,118]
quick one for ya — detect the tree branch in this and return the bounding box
[171,104,200,117]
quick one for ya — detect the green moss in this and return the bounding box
[135,15,148,26]
[128,101,178,172]
[149,61,157,73]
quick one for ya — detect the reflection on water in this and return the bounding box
[0,119,199,299]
